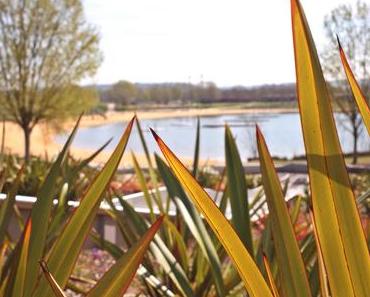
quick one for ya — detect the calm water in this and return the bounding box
[56,112,369,161]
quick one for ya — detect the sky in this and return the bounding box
[83,0,354,87]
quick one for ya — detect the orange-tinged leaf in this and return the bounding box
[338,37,370,135]
[291,1,370,296]
[257,127,311,297]
[263,255,280,297]
[87,216,164,297]
[151,129,273,297]
[0,239,9,272]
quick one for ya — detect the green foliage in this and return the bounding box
[0,153,97,198]
[0,0,102,160]
[0,117,164,296]
[104,80,137,105]
[0,1,368,297]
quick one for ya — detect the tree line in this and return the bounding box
[99,81,298,105]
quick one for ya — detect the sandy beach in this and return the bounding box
[1,107,296,167]
[73,107,296,128]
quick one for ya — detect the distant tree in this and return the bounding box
[106,80,137,105]
[148,86,166,103]
[0,0,102,161]
[202,82,221,101]
[321,0,370,164]
[168,85,183,103]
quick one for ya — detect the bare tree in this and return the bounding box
[0,0,102,161]
[321,0,370,164]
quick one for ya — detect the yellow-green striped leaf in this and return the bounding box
[257,127,311,297]
[337,37,370,135]
[151,129,273,297]
[291,1,370,296]
[155,154,226,297]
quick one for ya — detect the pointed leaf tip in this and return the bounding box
[154,130,273,296]
[255,125,262,137]
[338,38,370,136]
[225,125,253,253]
[153,215,165,228]
[150,128,160,141]
[292,0,370,294]
[128,115,136,127]
[336,35,342,49]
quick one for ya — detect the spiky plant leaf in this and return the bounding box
[24,115,82,294]
[225,125,253,254]
[34,117,135,297]
[151,129,273,297]
[337,37,370,135]
[291,1,370,296]
[257,126,311,297]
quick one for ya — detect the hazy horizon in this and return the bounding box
[83,0,354,88]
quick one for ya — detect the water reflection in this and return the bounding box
[56,113,369,161]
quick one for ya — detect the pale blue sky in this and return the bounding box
[83,0,354,87]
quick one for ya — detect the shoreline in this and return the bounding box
[70,106,297,129]
[2,107,297,167]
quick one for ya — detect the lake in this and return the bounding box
[56,112,369,161]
